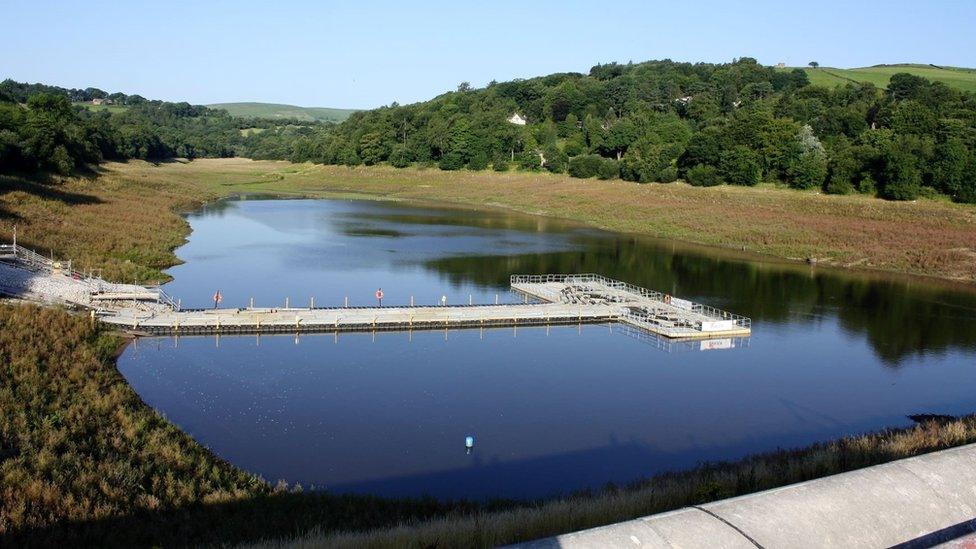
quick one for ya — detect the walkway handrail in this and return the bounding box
[1,242,53,273]
[511,273,751,329]
[156,287,180,311]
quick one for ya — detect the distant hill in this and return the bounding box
[207,102,358,122]
[780,64,976,92]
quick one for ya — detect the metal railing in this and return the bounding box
[2,240,178,310]
[511,273,751,330]
[156,287,180,311]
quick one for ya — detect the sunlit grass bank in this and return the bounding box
[2,158,976,546]
[3,158,973,285]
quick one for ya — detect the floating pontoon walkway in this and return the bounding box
[511,274,751,339]
[98,274,750,339]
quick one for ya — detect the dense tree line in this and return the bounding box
[0,79,326,174]
[293,59,976,203]
[3,58,976,203]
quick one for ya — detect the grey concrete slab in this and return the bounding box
[516,444,976,549]
[513,508,754,549]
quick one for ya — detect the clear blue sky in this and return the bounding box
[4,0,974,108]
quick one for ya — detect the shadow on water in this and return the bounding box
[0,418,936,548]
[423,235,976,366]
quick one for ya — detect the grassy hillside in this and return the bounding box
[782,64,976,92]
[72,101,129,114]
[207,102,357,122]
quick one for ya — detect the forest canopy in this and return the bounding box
[2,57,976,203]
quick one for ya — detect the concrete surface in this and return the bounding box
[514,443,976,548]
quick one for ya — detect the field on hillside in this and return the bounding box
[3,158,973,284]
[780,64,976,92]
[72,101,129,114]
[207,102,357,122]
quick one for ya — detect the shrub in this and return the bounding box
[957,158,976,203]
[563,139,585,157]
[438,152,465,171]
[880,149,921,200]
[517,151,542,170]
[858,175,877,195]
[657,166,679,183]
[686,164,722,187]
[389,145,410,168]
[825,178,854,195]
[597,158,619,180]
[467,152,489,171]
[544,146,569,173]
[719,146,761,186]
[52,145,74,175]
[788,152,827,189]
[568,154,603,178]
[492,159,510,172]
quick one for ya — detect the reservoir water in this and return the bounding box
[118,198,976,500]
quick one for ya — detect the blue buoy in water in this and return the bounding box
[465,435,475,454]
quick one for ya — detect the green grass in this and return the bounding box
[72,101,129,114]
[778,64,976,92]
[207,102,358,122]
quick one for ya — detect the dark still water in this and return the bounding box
[118,198,976,500]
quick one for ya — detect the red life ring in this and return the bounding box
[375,289,384,300]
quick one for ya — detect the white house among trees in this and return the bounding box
[507,113,527,125]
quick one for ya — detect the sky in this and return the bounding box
[3,0,975,109]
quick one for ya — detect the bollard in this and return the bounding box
[495,294,498,304]
[285,297,289,309]
[469,294,472,305]
[344,296,348,308]
[310,296,314,309]
[410,295,414,307]
[250,297,254,309]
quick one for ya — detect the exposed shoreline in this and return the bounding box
[3,158,975,287]
[3,158,976,546]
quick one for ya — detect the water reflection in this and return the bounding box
[118,197,976,500]
[425,236,976,366]
[144,326,751,356]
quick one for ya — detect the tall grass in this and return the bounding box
[3,305,975,547]
[3,159,975,284]
[2,159,976,546]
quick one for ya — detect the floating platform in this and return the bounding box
[511,274,751,339]
[98,274,750,340]
[103,302,619,335]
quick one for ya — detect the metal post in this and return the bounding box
[469,294,472,305]
[250,297,254,309]
[310,296,314,309]
[410,295,414,307]
[495,294,498,304]
[344,296,348,308]
[285,297,289,309]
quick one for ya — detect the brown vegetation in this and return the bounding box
[2,159,975,285]
[2,159,976,546]
[2,302,976,547]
